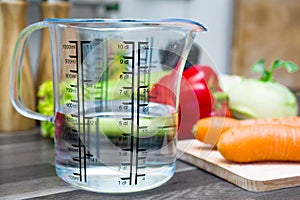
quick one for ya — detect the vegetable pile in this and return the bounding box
[37,80,54,138]
[37,56,300,164]
[193,116,300,163]
[191,59,300,163]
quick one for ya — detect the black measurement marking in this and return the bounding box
[80,41,93,183]
[122,117,132,121]
[121,162,131,166]
[139,85,148,89]
[124,41,135,186]
[136,174,146,177]
[138,103,148,107]
[146,38,153,97]
[123,55,133,59]
[119,40,151,185]
[122,102,132,105]
[139,126,147,129]
[71,114,78,118]
[69,40,84,183]
[158,125,177,129]
[85,153,93,158]
[122,86,132,90]
[68,40,96,183]
[123,71,132,75]
[134,41,149,185]
[96,118,100,159]
[139,66,148,69]
[73,157,80,162]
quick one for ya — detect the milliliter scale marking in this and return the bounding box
[68,40,88,182]
[64,40,101,182]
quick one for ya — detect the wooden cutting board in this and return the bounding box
[177,139,300,192]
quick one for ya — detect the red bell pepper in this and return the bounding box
[181,65,232,139]
[187,65,232,118]
[149,64,231,140]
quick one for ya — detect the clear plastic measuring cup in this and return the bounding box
[10,18,206,193]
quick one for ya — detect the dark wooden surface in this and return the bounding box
[1,128,300,200]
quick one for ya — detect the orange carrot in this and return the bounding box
[217,124,300,163]
[192,117,237,146]
[193,116,300,146]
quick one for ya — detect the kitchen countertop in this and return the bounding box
[1,128,300,200]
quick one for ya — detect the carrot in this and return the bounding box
[217,124,300,163]
[192,117,237,146]
[193,116,300,146]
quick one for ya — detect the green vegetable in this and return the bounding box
[226,59,299,119]
[37,80,55,138]
[65,114,177,138]
[36,73,168,139]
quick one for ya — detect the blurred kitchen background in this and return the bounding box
[24,0,300,89]
[26,0,234,77]
[0,0,297,88]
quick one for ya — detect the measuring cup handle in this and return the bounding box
[10,21,53,122]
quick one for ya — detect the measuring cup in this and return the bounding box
[10,18,206,193]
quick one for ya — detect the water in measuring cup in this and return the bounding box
[54,101,178,193]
